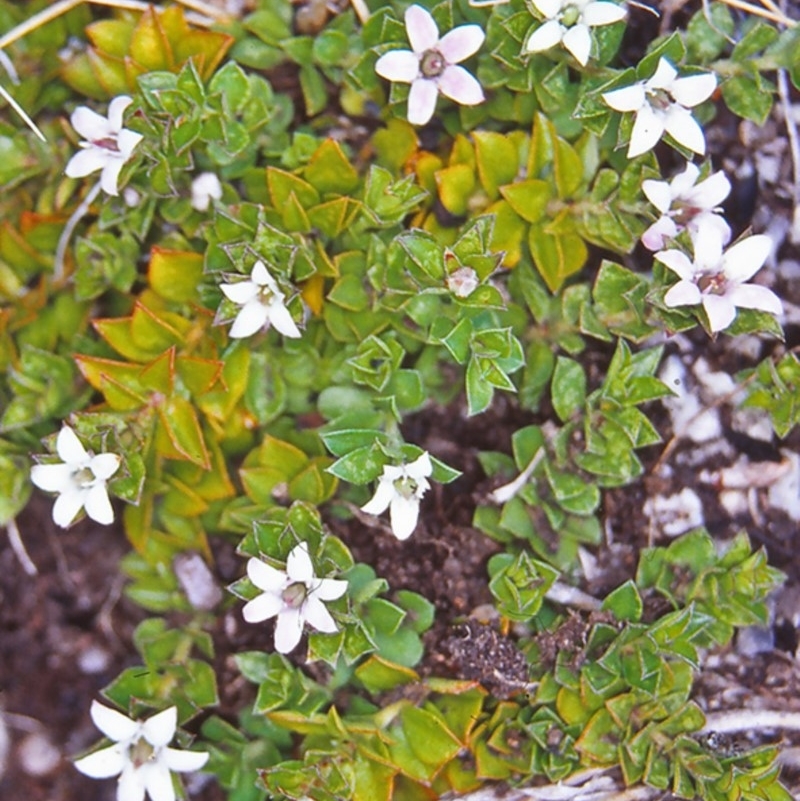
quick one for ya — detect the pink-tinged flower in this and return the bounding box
[375,4,485,126]
[656,221,783,333]
[219,261,301,339]
[242,542,347,654]
[603,58,717,158]
[447,266,480,297]
[65,96,143,196]
[74,702,208,801]
[31,426,120,528]
[525,0,626,67]
[361,451,432,540]
[641,162,731,250]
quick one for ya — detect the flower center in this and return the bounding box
[92,136,120,152]
[282,582,308,609]
[393,476,419,500]
[560,5,581,27]
[257,285,276,305]
[73,466,97,488]
[646,88,672,112]
[420,49,446,78]
[697,271,727,296]
[671,204,701,226]
[129,738,156,769]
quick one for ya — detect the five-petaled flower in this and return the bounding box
[641,162,731,251]
[220,261,302,339]
[74,701,208,801]
[31,425,121,528]
[65,96,143,196]
[242,542,347,654]
[656,220,783,333]
[603,57,717,158]
[375,4,485,126]
[361,451,432,540]
[524,0,626,67]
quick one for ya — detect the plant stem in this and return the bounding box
[54,180,103,282]
[5,518,38,576]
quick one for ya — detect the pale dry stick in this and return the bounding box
[349,0,370,25]
[715,0,797,26]
[777,6,800,242]
[0,82,46,142]
[703,709,800,733]
[0,0,228,53]
[5,517,38,576]
[53,180,102,281]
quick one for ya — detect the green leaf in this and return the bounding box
[551,357,586,422]
[602,580,643,622]
[722,74,773,125]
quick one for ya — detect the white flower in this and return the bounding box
[191,172,223,212]
[219,261,301,339]
[31,426,120,528]
[641,162,731,250]
[74,701,208,801]
[375,4,485,126]
[242,542,347,654]
[524,0,626,67]
[656,220,783,333]
[65,96,143,196]
[447,266,480,297]
[361,452,432,540]
[603,57,717,158]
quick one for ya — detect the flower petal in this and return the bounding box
[250,261,272,287]
[669,162,701,196]
[524,19,564,54]
[90,453,121,481]
[118,765,147,801]
[689,171,730,209]
[701,294,737,332]
[602,82,645,112]
[242,592,284,623]
[274,608,304,654]
[141,761,175,801]
[57,426,89,465]
[646,57,678,90]
[74,744,126,779]
[563,24,592,66]
[408,451,433,479]
[163,748,209,773]
[389,495,421,540]
[405,4,439,53]
[117,129,144,160]
[627,104,665,158]
[664,280,702,308]
[582,2,626,25]
[669,72,716,107]
[287,542,314,583]
[532,0,561,16]
[727,283,783,317]
[107,95,133,132]
[664,106,706,155]
[267,300,302,338]
[70,106,113,142]
[84,483,115,525]
[655,249,696,281]
[360,479,395,516]
[641,179,672,213]
[141,707,177,748]
[31,463,74,493]
[303,595,338,634]
[438,24,485,63]
[313,577,348,601]
[407,77,439,125]
[721,234,771,282]
[247,558,287,593]
[641,216,678,251]
[375,50,420,83]
[65,147,108,179]
[90,701,139,742]
[229,300,269,338]
[52,488,86,528]
[437,65,484,106]
[100,157,125,196]
[220,279,258,305]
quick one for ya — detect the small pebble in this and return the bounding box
[18,732,61,776]
[78,644,111,675]
[174,552,223,611]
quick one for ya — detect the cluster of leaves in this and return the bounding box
[2,0,800,800]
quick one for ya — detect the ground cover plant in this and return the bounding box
[1,0,800,799]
